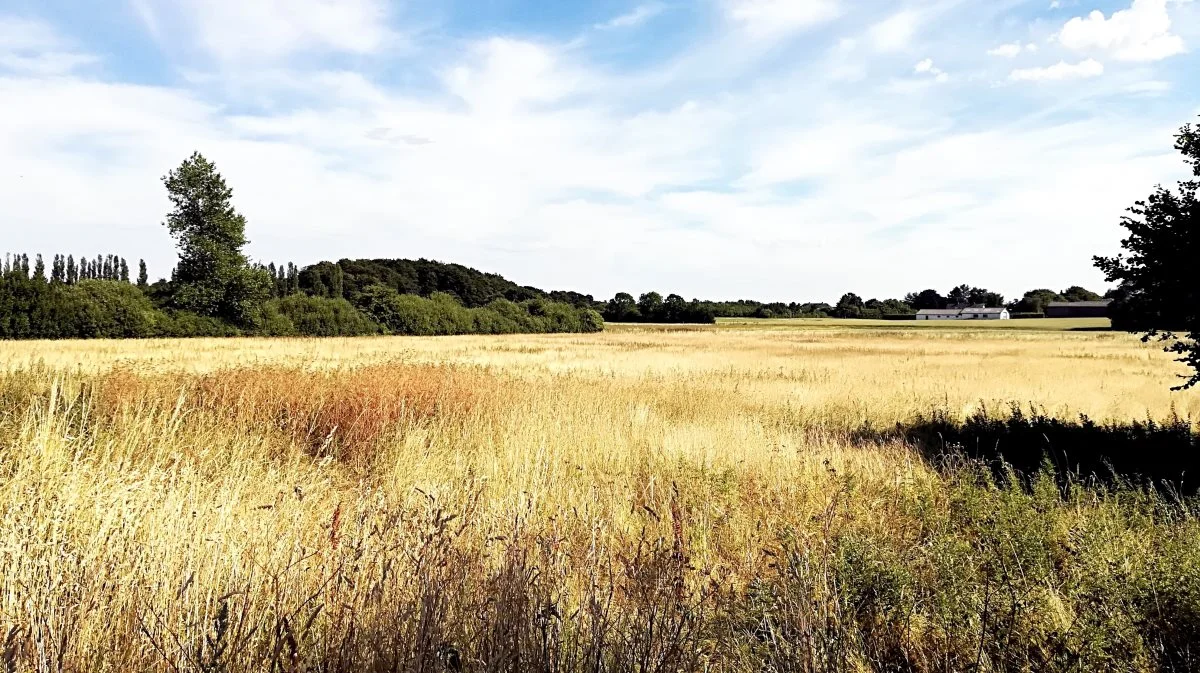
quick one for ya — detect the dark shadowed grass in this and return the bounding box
[856,405,1200,495]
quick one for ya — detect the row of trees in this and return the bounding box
[3,253,149,286]
[592,283,1105,324]
[0,153,603,340]
[601,293,717,323]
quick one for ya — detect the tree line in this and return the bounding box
[584,283,1108,323]
[0,153,603,340]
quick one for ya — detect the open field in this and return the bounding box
[711,317,1113,331]
[2,323,1199,671]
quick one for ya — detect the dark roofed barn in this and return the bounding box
[1045,300,1111,318]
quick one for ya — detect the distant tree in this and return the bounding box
[637,292,664,321]
[162,152,272,327]
[119,258,130,283]
[330,263,344,299]
[835,293,864,318]
[1011,288,1062,314]
[33,254,45,283]
[971,289,1005,308]
[51,255,64,284]
[663,294,687,322]
[905,289,946,310]
[604,293,641,322]
[66,255,76,284]
[877,298,915,315]
[1095,115,1200,389]
[946,284,973,308]
[1060,285,1102,302]
[137,259,149,288]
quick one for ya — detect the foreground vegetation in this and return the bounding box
[1,325,1198,672]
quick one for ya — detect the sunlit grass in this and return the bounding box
[0,325,1196,671]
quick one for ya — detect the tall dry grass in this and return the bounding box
[1,324,1198,671]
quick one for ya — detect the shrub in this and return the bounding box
[268,295,381,337]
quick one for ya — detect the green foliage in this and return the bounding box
[1095,115,1199,389]
[269,295,382,337]
[311,259,548,307]
[357,285,601,336]
[162,152,271,327]
[602,291,715,324]
[1060,285,1102,302]
[735,466,1200,671]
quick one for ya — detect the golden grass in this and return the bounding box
[0,324,1197,671]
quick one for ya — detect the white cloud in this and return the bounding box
[988,42,1022,57]
[0,16,96,75]
[595,3,665,30]
[0,1,1196,302]
[1009,58,1104,81]
[912,58,948,82]
[869,10,919,51]
[133,0,394,61]
[725,0,841,36]
[1058,0,1186,62]
[988,42,1040,57]
[443,38,583,115]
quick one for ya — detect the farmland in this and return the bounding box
[2,321,1199,671]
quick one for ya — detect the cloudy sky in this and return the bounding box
[1,0,1197,302]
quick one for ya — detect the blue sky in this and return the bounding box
[1,0,1197,302]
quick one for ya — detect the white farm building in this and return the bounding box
[916,307,1010,321]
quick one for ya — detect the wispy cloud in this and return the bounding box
[868,10,920,51]
[0,0,1196,300]
[1009,58,1104,81]
[595,3,666,30]
[0,16,96,75]
[132,0,396,62]
[724,0,841,37]
[987,41,1037,57]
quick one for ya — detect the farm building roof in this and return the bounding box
[916,307,1008,314]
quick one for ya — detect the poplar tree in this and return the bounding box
[162,152,271,326]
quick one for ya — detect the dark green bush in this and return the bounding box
[268,295,381,337]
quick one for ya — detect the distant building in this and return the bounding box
[916,307,1010,321]
[1045,300,1111,318]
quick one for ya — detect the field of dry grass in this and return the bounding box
[1,322,1198,671]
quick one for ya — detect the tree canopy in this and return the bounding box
[1095,116,1199,389]
[162,152,272,327]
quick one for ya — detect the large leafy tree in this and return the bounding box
[604,293,640,322]
[162,152,271,327]
[1094,117,1199,389]
[1060,285,1102,302]
[835,292,864,318]
[637,292,664,320]
[905,289,946,310]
